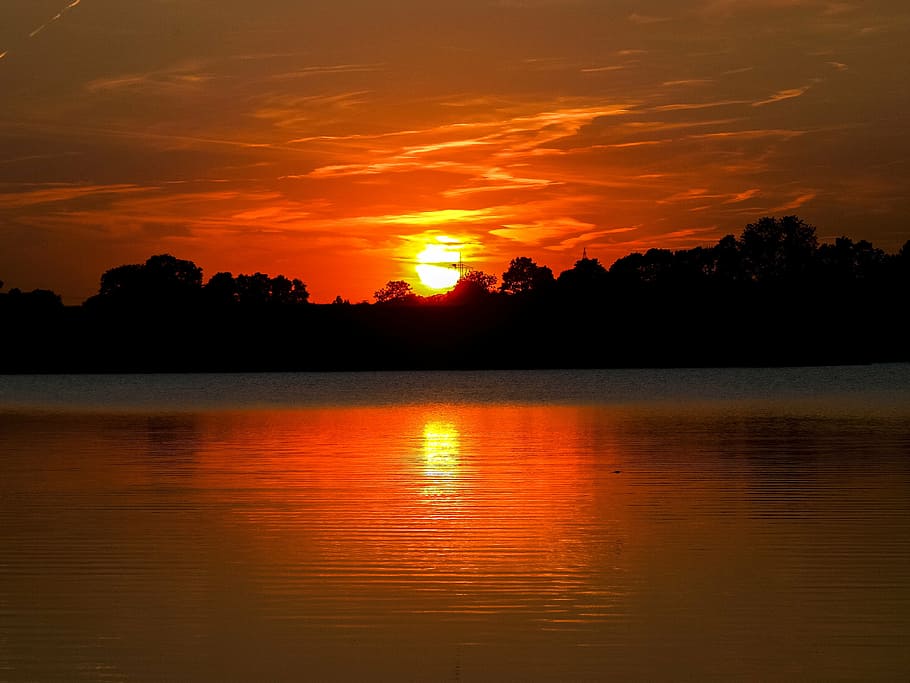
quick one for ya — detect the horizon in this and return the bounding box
[2,214,906,305]
[2,1,909,303]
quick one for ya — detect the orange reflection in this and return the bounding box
[185,406,610,591]
[5,403,910,680]
[421,420,460,494]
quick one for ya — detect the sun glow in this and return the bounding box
[416,242,460,290]
[423,421,459,473]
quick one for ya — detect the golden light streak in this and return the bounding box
[422,420,460,485]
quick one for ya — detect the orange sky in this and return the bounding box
[1,0,909,302]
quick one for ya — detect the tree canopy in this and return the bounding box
[88,254,309,309]
[500,257,554,295]
[374,280,415,304]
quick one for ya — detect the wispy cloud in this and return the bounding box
[580,65,629,73]
[267,63,386,80]
[369,208,508,227]
[86,66,214,94]
[752,84,813,106]
[0,183,146,209]
[443,167,556,197]
[652,99,751,112]
[724,188,761,203]
[662,79,715,87]
[304,104,631,184]
[686,128,806,141]
[771,191,817,211]
[491,217,599,246]
[551,227,639,251]
[1,119,293,152]
[628,13,672,25]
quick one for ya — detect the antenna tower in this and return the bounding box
[451,253,471,279]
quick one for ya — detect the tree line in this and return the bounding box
[373,215,910,305]
[1,216,908,372]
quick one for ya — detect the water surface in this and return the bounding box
[2,367,909,680]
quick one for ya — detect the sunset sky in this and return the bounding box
[2,0,909,302]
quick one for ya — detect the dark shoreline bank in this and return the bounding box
[3,295,906,374]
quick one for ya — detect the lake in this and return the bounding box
[2,366,909,681]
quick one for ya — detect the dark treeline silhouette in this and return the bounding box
[2,216,908,372]
[82,254,310,310]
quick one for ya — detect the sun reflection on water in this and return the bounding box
[421,420,460,498]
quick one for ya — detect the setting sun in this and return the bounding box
[416,243,461,290]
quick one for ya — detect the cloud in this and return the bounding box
[724,188,761,203]
[490,217,598,246]
[370,208,508,227]
[662,79,715,87]
[552,227,638,251]
[771,191,817,211]
[580,65,629,73]
[86,68,214,95]
[652,99,751,112]
[686,128,806,141]
[0,183,147,209]
[443,167,556,197]
[304,104,631,187]
[628,13,672,25]
[267,63,386,80]
[402,139,492,156]
[752,84,813,107]
[253,90,374,129]
[3,118,292,152]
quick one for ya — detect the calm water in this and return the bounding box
[1,367,909,681]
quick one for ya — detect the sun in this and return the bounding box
[417,264,459,289]
[416,243,460,290]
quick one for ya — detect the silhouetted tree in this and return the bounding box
[610,248,676,286]
[500,257,555,295]
[445,269,498,303]
[710,234,743,282]
[93,254,203,308]
[98,263,145,298]
[739,215,818,284]
[0,287,63,312]
[672,246,715,287]
[145,254,203,290]
[269,275,310,305]
[557,254,610,298]
[374,280,416,304]
[204,271,309,306]
[236,273,272,306]
[817,236,888,287]
[897,240,910,277]
[462,269,497,291]
[204,271,238,306]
